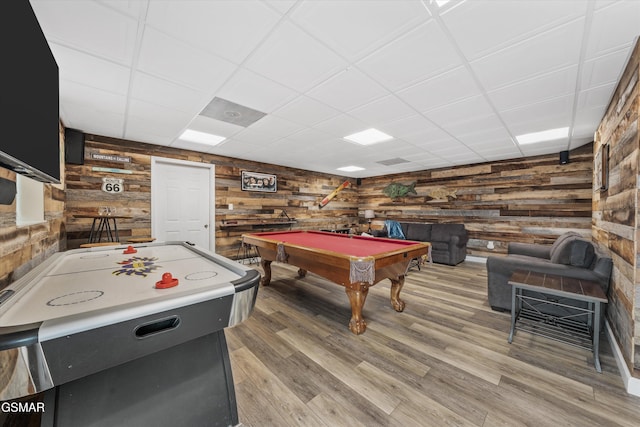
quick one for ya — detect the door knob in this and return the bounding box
[204,224,208,229]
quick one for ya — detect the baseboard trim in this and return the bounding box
[606,320,640,396]
[464,255,487,263]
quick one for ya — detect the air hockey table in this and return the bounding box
[0,241,260,427]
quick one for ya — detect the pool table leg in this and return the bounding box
[260,259,272,286]
[389,276,406,312]
[345,282,369,335]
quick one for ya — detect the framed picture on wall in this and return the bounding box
[595,144,609,191]
[241,171,277,193]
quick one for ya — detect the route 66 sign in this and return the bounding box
[102,177,124,194]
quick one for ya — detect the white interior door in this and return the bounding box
[151,157,214,251]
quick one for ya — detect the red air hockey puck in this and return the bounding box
[123,245,137,254]
[156,272,179,289]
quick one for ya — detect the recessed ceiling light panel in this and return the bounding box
[337,165,365,172]
[179,129,226,146]
[516,127,569,145]
[343,128,393,145]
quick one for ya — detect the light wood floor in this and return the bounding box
[226,260,640,427]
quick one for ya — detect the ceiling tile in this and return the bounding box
[242,114,304,140]
[96,0,148,19]
[127,99,194,137]
[519,139,570,156]
[440,114,504,137]
[488,66,578,111]
[137,27,237,92]
[580,49,633,91]
[568,138,593,151]
[428,141,475,156]
[501,95,574,135]
[441,0,587,60]
[244,20,348,92]
[272,96,341,126]
[348,95,417,125]
[182,115,245,139]
[264,0,297,15]
[424,95,495,128]
[313,114,369,139]
[416,158,453,170]
[585,0,640,59]
[232,127,284,145]
[377,115,438,137]
[207,138,262,156]
[31,0,138,65]
[357,20,461,91]
[470,18,584,91]
[60,80,127,116]
[145,0,281,64]
[576,83,616,111]
[574,86,614,139]
[215,68,298,114]
[397,67,481,112]
[50,43,131,95]
[402,133,458,149]
[457,128,516,148]
[461,138,515,150]
[130,72,210,115]
[306,68,389,112]
[285,128,335,145]
[290,0,427,61]
[59,83,126,137]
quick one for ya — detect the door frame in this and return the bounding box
[150,156,215,251]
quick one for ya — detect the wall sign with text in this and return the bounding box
[102,177,124,194]
[91,153,131,163]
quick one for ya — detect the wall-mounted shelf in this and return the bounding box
[220,219,296,229]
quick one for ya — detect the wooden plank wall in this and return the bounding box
[0,125,66,290]
[594,40,640,375]
[65,134,359,259]
[359,144,593,258]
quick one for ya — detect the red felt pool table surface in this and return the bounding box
[244,230,420,258]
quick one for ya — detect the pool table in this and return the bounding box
[242,230,431,335]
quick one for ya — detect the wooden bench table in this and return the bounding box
[507,270,608,372]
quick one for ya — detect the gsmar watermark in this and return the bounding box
[1,401,45,413]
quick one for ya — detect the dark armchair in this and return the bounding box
[373,222,468,266]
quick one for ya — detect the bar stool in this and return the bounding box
[236,238,259,265]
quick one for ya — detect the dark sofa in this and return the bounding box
[486,232,613,312]
[374,222,468,265]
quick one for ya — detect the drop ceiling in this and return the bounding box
[30,0,640,178]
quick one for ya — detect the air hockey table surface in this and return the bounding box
[0,241,260,426]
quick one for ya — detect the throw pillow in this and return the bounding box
[570,239,596,268]
[549,232,581,260]
[550,236,577,265]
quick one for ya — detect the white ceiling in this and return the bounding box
[30,0,640,178]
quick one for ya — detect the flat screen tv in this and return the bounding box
[0,1,60,183]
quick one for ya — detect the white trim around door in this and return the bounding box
[151,156,215,252]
